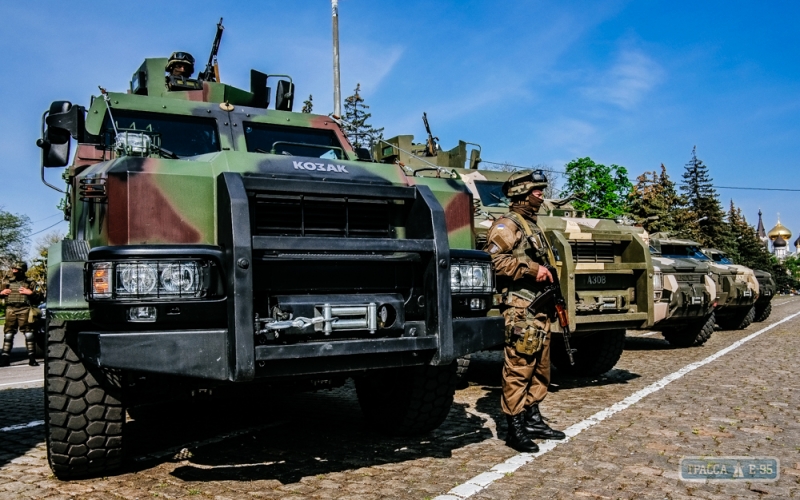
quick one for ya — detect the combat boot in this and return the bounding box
[524,403,566,440]
[506,413,539,453]
[0,354,9,367]
[28,354,39,367]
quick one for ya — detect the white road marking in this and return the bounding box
[435,309,800,499]
[1,420,44,432]
[0,379,43,388]
[640,331,658,337]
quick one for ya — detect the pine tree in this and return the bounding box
[679,146,732,248]
[343,83,384,148]
[561,157,632,218]
[628,164,686,233]
[726,203,773,271]
[301,95,313,114]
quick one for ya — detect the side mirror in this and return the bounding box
[36,101,85,167]
[354,147,374,162]
[275,80,295,111]
[469,149,482,170]
[250,70,271,109]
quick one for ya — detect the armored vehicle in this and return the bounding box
[701,248,775,322]
[650,236,758,330]
[36,57,503,478]
[649,252,716,347]
[375,135,656,376]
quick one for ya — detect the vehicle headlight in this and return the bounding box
[653,271,663,291]
[88,260,206,299]
[451,261,494,294]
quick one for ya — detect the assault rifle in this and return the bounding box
[422,112,439,157]
[199,18,225,82]
[527,264,576,365]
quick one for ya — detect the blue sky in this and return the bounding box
[1,1,798,253]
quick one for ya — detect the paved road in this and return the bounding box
[1,297,799,499]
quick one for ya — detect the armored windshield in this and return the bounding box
[244,123,344,159]
[103,111,220,157]
[709,253,734,264]
[659,244,711,261]
[474,180,509,207]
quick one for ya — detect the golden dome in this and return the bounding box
[768,215,792,241]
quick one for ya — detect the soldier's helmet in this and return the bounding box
[11,261,27,273]
[165,52,195,74]
[502,169,548,198]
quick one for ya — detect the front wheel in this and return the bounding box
[663,313,715,348]
[45,319,125,479]
[355,361,458,435]
[551,329,626,376]
[717,306,756,330]
[753,302,772,323]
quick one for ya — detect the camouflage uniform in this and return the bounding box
[486,213,552,414]
[1,265,41,366]
[484,170,565,452]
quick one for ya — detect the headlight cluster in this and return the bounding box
[90,260,206,299]
[451,261,494,294]
[652,271,663,291]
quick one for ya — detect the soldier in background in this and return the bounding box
[0,262,42,367]
[483,170,566,452]
[165,51,195,78]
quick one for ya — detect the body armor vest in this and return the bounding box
[496,212,556,296]
[3,277,32,305]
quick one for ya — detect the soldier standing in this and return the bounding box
[0,262,42,367]
[483,170,566,452]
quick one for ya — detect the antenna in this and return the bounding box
[332,0,342,117]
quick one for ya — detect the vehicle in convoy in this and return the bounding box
[374,134,656,376]
[701,248,775,322]
[36,57,504,478]
[649,251,716,347]
[649,236,758,330]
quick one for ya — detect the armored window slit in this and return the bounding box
[251,193,394,238]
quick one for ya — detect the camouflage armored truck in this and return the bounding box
[35,58,503,478]
[650,236,758,330]
[649,251,716,347]
[701,248,775,322]
[375,135,656,376]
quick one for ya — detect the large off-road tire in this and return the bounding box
[551,329,626,376]
[355,361,458,435]
[717,306,756,330]
[753,302,773,323]
[45,319,125,479]
[662,313,715,348]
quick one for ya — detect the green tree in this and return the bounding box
[561,157,632,218]
[343,83,384,148]
[727,201,773,271]
[679,146,732,249]
[301,95,313,113]
[26,231,64,292]
[628,164,686,233]
[0,208,31,270]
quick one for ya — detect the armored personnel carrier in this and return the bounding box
[649,251,716,347]
[36,57,503,478]
[650,236,758,330]
[701,248,775,322]
[375,135,655,376]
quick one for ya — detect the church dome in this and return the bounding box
[794,235,800,248]
[768,217,792,242]
[774,235,787,248]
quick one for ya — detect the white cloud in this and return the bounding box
[538,118,599,154]
[584,48,663,109]
[340,43,404,98]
